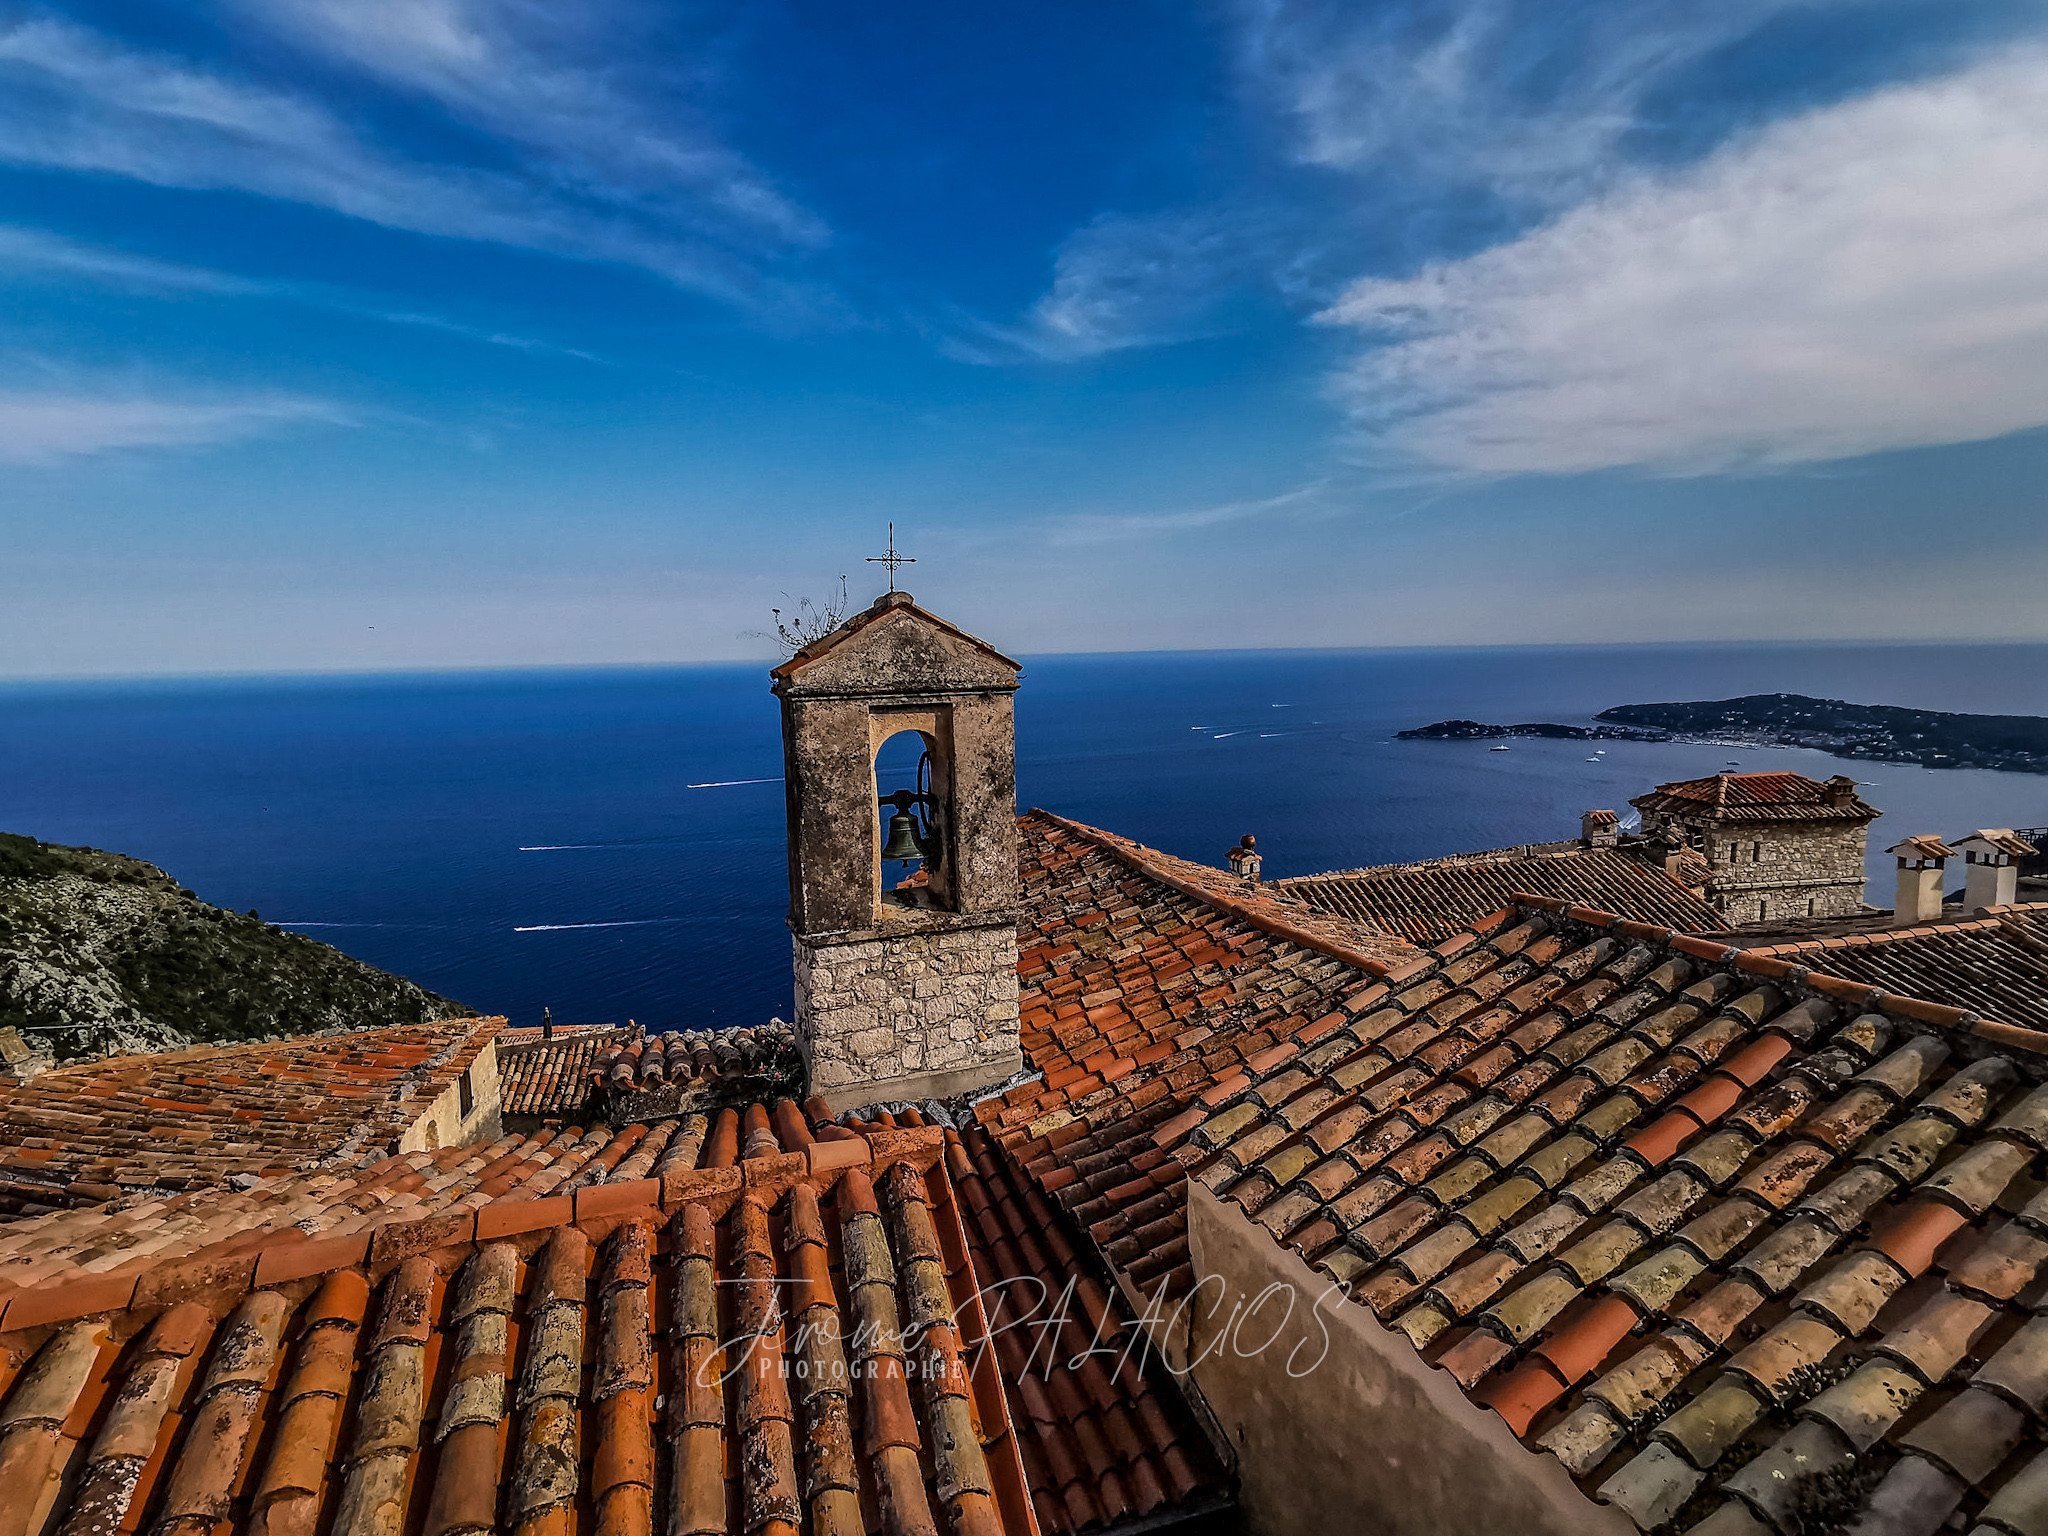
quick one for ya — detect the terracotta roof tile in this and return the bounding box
[1279,847,1728,946]
[496,1020,803,1121]
[1762,903,2048,1032]
[1630,770,1880,824]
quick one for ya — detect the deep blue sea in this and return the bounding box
[6,643,2046,1031]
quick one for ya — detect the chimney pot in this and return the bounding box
[1227,836,1263,884]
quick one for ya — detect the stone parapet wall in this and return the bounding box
[795,922,1021,1107]
[399,1038,503,1152]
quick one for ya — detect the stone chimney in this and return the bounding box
[1226,834,1262,884]
[771,590,1024,1110]
[1581,809,1619,849]
[1824,775,1860,808]
[1886,836,1955,926]
[1955,830,2037,913]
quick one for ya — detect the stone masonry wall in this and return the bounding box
[794,922,1021,1105]
[1700,822,1872,923]
[398,1040,503,1153]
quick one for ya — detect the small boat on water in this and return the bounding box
[1489,744,1510,752]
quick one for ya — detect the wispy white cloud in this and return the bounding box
[243,0,823,248]
[0,224,601,359]
[1037,483,1330,546]
[0,391,345,463]
[0,8,822,303]
[0,224,253,292]
[995,207,1275,360]
[1234,0,1828,204]
[1317,46,2048,475]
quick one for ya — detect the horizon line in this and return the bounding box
[5,633,2048,689]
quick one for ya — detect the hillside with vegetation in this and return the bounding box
[0,833,470,1061]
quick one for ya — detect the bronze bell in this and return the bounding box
[880,810,925,862]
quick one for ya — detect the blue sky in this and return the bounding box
[5,0,2048,675]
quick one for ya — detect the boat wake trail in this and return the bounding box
[513,918,690,932]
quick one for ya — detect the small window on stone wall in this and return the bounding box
[1758,899,1768,922]
[458,1064,474,1118]
[1753,841,1764,862]
[1807,897,1816,916]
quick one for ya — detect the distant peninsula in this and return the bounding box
[1399,693,2048,775]
[1,832,471,1061]
[1596,694,2048,774]
[1397,719,1668,742]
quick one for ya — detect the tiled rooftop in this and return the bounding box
[1279,846,1729,947]
[497,1021,803,1122]
[989,811,1414,1300]
[1632,772,1880,825]
[0,1095,832,1297]
[0,1016,501,1218]
[840,1105,1226,1533]
[0,1099,1230,1536]
[497,1023,633,1118]
[1747,902,2048,1034]
[0,1127,1049,1536]
[982,812,2048,1534]
[593,1021,802,1093]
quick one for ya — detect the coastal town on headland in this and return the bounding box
[1402,692,2048,775]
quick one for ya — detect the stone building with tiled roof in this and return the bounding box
[1632,771,1883,926]
[6,589,2048,1536]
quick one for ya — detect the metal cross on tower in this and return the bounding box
[865,522,915,592]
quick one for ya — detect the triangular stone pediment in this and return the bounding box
[772,594,1019,698]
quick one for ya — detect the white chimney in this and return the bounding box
[1886,836,1955,926]
[1227,834,1262,884]
[1955,830,2036,912]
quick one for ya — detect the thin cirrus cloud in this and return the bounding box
[0,7,822,304]
[0,224,601,360]
[1317,45,2048,476]
[1234,0,1826,202]
[239,0,824,249]
[1005,207,1279,361]
[0,392,346,464]
[1037,483,1330,546]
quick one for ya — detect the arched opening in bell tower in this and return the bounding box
[871,712,955,916]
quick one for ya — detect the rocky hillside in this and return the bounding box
[0,833,470,1061]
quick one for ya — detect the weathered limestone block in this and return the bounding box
[794,923,1020,1108]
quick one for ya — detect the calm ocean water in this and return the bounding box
[5,643,2046,1030]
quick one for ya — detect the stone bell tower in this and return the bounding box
[771,590,1023,1109]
